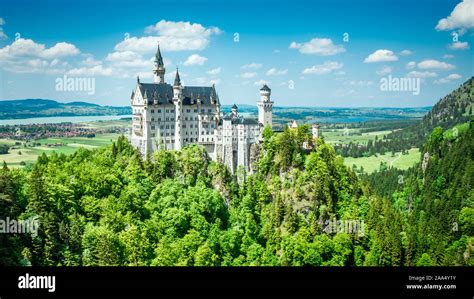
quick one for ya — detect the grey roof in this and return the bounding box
[232,104,238,109]
[137,83,219,106]
[260,84,271,91]
[222,114,258,125]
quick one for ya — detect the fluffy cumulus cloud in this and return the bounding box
[67,65,114,77]
[302,61,343,75]
[266,68,288,76]
[241,63,262,69]
[183,54,207,66]
[435,0,474,31]
[290,38,345,56]
[407,71,438,78]
[376,66,392,75]
[400,49,413,56]
[0,38,80,74]
[406,61,417,69]
[115,20,221,53]
[364,49,398,63]
[434,73,462,84]
[449,41,470,50]
[417,59,455,70]
[207,67,221,75]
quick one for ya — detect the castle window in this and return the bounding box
[158,109,161,113]
[166,109,169,113]
[208,109,212,113]
[186,109,190,113]
[151,126,155,130]
[151,109,154,113]
[158,118,161,122]
[194,109,197,113]
[190,124,193,128]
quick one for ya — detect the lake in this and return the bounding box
[0,115,131,126]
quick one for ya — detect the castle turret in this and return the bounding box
[153,43,166,84]
[231,104,238,118]
[312,123,320,139]
[257,84,273,127]
[173,67,183,150]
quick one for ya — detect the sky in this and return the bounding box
[0,0,472,107]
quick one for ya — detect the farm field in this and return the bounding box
[343,148,421,174]
[0,133,122,168]
[323,128,393,145]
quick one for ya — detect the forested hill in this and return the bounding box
[364,119,474,265]
[0,99,131,119]
[388,77,474,149]
[1,122,472,266]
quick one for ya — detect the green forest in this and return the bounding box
[1,117,473,266]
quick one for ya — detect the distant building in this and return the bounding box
[130,44,273,172]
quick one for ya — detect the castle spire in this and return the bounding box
[174,67,181,86]
[153,42,166,84]
[155,42,164,67]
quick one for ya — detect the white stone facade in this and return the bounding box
[130,44,273,173]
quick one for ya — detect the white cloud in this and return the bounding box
[376,66,392,75]
[207,67,221,75]
[241,63,262,69]
[449,41,470,50]
[418,59,455,70]
[183,54,207,66]
[435,0,474,31]
[400,50,413,56]
[443,54,455,59]
[434,73,462,84]
[82,56,102,66]
[302,61,343,75]
[67,65,114,76]
[345,80,373,86]
[289,38,345,56]
[0,17,7,40]
[266,68,288,76]
[0,38,80,74]
[406,61,417,69]
[364,49,398,63]
[407,71,438,78]
[114,20,221,53]
[254,79,271,86]
[241,72,257,78]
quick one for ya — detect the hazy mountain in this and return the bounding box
[0,99,131,119]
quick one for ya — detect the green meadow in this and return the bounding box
[343,148,421,174]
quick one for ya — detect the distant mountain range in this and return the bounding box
[0,99,131,119]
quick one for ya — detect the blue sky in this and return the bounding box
[0,0,472,107]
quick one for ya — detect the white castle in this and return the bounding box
[130,44,274,173]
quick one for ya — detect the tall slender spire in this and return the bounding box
[155,43,164,67]
[153,42,166,84]
[174,67,181,86]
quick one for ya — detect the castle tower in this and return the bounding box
[173,68,183,150]
[257,84,273,127]
[312,123,320,139]
[153,43,166,84]
[231,104,238,118]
